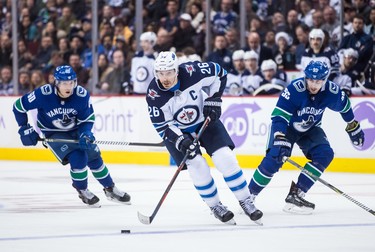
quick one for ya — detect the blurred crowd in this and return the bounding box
[0,0,374,96]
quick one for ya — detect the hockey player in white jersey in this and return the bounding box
[13,65,131,207]
[146,51,263,224]
[131,31,157,94]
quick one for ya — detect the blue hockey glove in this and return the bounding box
[176,134,199,159]
[345,120,364,147]
[79,131,95,150]
[269,134,292,163]
[18,124,39,146]
[203,97,222,123]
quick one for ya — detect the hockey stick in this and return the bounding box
[137,117,212,225]
[252,83,284,96]
[39,138,165,147]
[283,157,375,216]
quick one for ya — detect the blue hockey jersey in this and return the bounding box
[271,77,355,134]
[146,61,226,142]
[13,84,95,137]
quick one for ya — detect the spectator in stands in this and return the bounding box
[145,0,167,25]
[18,40,34,71]
[160,0,180,38]
[173,13,196,52]
[0,66,13,95]
[187,1,204,31]
[331,6,355,50]
[57,37,71,64]
[339,15,374,80]
[311,9,324,29]
[69,53,90,88]
[364,7,375,42]
[18,70,31,95]
[99,20,114,40]
[131,31,157,94]
[225,28,241,52]
[353,0,372,24]
[225,49,246,96]
[19,15,39,47]
[263,30,277,52]
[30,70,46,90]
[243,32,273,66]
[206,34,233,72]
[69,34,85,59]
[212,0,238,35]
[285,9,302,44]
[297,0,313,27]
[271,11,287,33]
[300,28,340,81]
[248,16,267,40]
[57,5,77,35]
[154,27,173,53]
[178,46,202,63]
[257,59,288,95]
[295,24,310,66]
[42,50,64,79]
[340,48,362,85]
[100,49,131,95]
[35,35,56,70]
[42,20,58,45]
[321,6,339,38]
[97,53,114,85]
[273,32,297,70]
[112,15,133,46]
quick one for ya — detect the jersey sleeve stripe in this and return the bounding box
[77,113,95,125]
[271,107,292,122]
[340,99,351,113]
[14,98,27,113]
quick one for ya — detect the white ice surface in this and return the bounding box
[0,160,374,252]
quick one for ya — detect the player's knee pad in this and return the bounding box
[258,155,282,175]
[87,156,104,170]
[309,145,334,168]
[211,146,240,176]
[67,150,88,169]
[186,155,211,185]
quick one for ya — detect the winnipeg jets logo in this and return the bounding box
[293,115,315,132]
[185,64,195,76]
[147,89,160,100]
[175,105,199,125]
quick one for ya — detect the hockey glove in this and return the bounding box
[79,131,95,150]
[18,124,39,146]
[203,97,222,123]
[268,134,292,163]
[176,134,199,159]
[345,120,364,147]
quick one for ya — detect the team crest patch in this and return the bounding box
[147,89,160,100]
[185,64,195,76]
[175,105,199,125]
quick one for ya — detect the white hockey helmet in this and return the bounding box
[261,59,277,72]
[344,48,359,59]
[243,50,259,61]
[154,51,179,79]
[140,31,157,46]
[309,28,325,41]
[232,50,245,61]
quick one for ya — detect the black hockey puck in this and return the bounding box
[121,229,131,234]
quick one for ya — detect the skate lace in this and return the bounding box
[297,189,311,204]
[240,197,256,214]
[211,203,228,217]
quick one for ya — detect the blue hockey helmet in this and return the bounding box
[54,65,77,88]
[304,60,329,81]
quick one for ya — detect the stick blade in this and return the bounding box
[137,211,152,225]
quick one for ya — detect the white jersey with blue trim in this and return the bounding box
[131,51,155,94]
[13,84,95,136]
[146,61,226,140]
[271,77,355,134]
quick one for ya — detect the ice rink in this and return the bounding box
[0,160,374,252]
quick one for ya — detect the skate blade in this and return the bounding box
[224,218,236,225]
[87,202,101,208]
[253,218,263,226]
[106,197,132,205]
[283,203,313,215]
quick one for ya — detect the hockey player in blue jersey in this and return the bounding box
[146,51,263,224]
[13,65,131,207]
[248,60,365,214]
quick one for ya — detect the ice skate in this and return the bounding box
[210,202,236,225]
[239,195,263,225]
[76,188,101,207]
[103,184,131,205]
[283,181,315,215]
